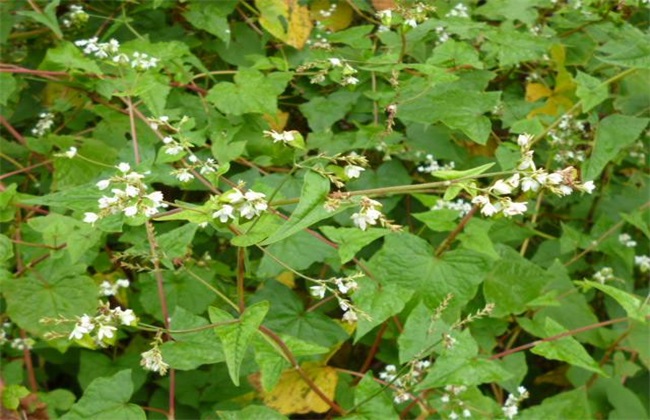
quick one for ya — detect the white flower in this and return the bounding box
[491,179,513,195]
[162,136,174,144]
[342,76,359,86]
[502,200,527,217]
[238,202,257,219]
[96,324,117,341]
[546,172,563,185]
[351,212,371,230]
[503,405,518,419]
[557,185,573,196]
[244,191,266,201]
[618,234,637,248]
[165,144,183,155]
[225,189,245,204]
[441,394,450,403]
[123,205,138,217]
[310,285,327,299]
[213,204,235,223]
[125,184,140,197]
[449,412,459,420]
[64,147,78,158]
[263,130,295,144]
[344,165,365,179]
[328,58,342,67]
[471,195,489,206]
[96,179,111,190]
[577,180,595,194]
[462,409,471,417]
[176,169,194,183]
[116,278,130,288]
[342,309,358,323]
[83,212,99,224]
[188,154,198,163]
[99,281,117,296]
[117,162,131,173]
[518,151,536,171]
[521,176,540,192]
[114,308,136,326]
[634,255,650,272]
[69,315,94,340]
[147,191,164,205]
[517,133,534,148]
[141,347,169,375]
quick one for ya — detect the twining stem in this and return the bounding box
[489,315,648,360]
[144,221,175,419]
[125,97,141,165]
[138,319,239,335]
[259,326,346,416]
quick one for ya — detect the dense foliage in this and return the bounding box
[1,0,649,418]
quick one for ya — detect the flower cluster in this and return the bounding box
[351,197,384,230]
[74,38,159,70]
[99,278,130,297]
[417,153,456,175]
[548,114,590,165]
[141,332,169,376]
[263,129,297,145]
[440,385,472,418]
[446,3,470,18]
[54,146,78,159]
[435,26,451,44]
[83,162,168,224]
[309,273,362,323]
[618,233,637,248]
[502,386,529,419]
[211,187,268,223]
[31,112,55,137]
[67,302,137,348]
[62,5,89,28]
[634,255,650,273]
[10,337,35,351]
[317,1,338,18]
[306,21,332,50]
[431,198,473,217]
[593,267,614,284]
[471,133,595,218]
[378,360,431,404]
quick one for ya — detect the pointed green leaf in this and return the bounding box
[519,388,591,420]
[208,301,270,386]
[62,370,145,420]
[575,280,649,323]
[430,163,495,180]
[347,373,399,420]
[576,71,608,112]
[319,226,388,264]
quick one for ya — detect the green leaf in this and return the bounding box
[183,1,237,44]
[261,171,331,245]
[575,71,608,112]
[604,377,649,419]
[0,233,13,264]
[0,73,17,106]
[413,209,460,232]
[2,384,30,410]
[398,302,443,363]
[77,351,147,392]
[218,405,288,420]
[347,374,399,420]
[208,301,270,386]
[457,219,499,259]
[2,259,97,343]
[530,318,606,375]
[62,370,145,420]
[319,226,388,264]
[483,245,553,317]
[257,230,337,278]
[575,280,649,323]
[206,69,292,116]
[139,267,216,321]
[519,388,591,420]
[39,389,77,418]
[155,223,198,269]
[135,73,171,117]
[39,41,102,74]
[16,0,62,39]
[160,306,225,370]
[368,233,491,317]
[354,276,414,342]
[596,26,650,69]
[299,90,360,132]
[249,280,349,348]
[398,84,500,145]
[582,115,649,181]
[429,40,484,69]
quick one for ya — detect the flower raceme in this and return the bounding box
[210,187,268,224]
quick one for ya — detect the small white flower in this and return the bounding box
[165,144,183,155]
[342,76,359,86]
[517,133,534,148]
[96,324,117,341]
[114,307,136,326]
[634,255,650,272]
[123,205,138,217]
[328,58,342,67]
[213,204,235,223]
[176,169,194,183]
[578,180,595,194]
[244,191,266,201]
[310,285,327,299]
[238,202,257,219]
[125,184,140,197]
[188,154,198,163]
[491,179,513,195]
[441,394,450,403]
[141,347,169,375]
[521,177,540,192]
[116,278,130,288]
[344,165,365,179]
[117,162,131,173]
[99,280,117,296]
[546,172,563,185]
[502,200,527,217]
[162,136,174,144]
[225,189,245,204]
[69,315,94,340]
[342,309,358,323]
[83,212,100,224]
[64,147,78,158]
[96,179,111,190]
[449,412,459,420]
[462,408,471,417]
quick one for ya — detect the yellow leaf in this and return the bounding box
[275,270,295,288]
[262,363,338,414]
[528,94,574,118]
[525,83,552,102]
[310,0,353,32]
[263,110,290,132]
[256,0,313,49]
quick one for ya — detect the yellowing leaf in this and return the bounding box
[275,271,295,288]
[528,94,574,117]
[263,110,290,132]
[262,363,338,414]
[525,83,552,102]
[310,0,353,32]
[256,0,313,49]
